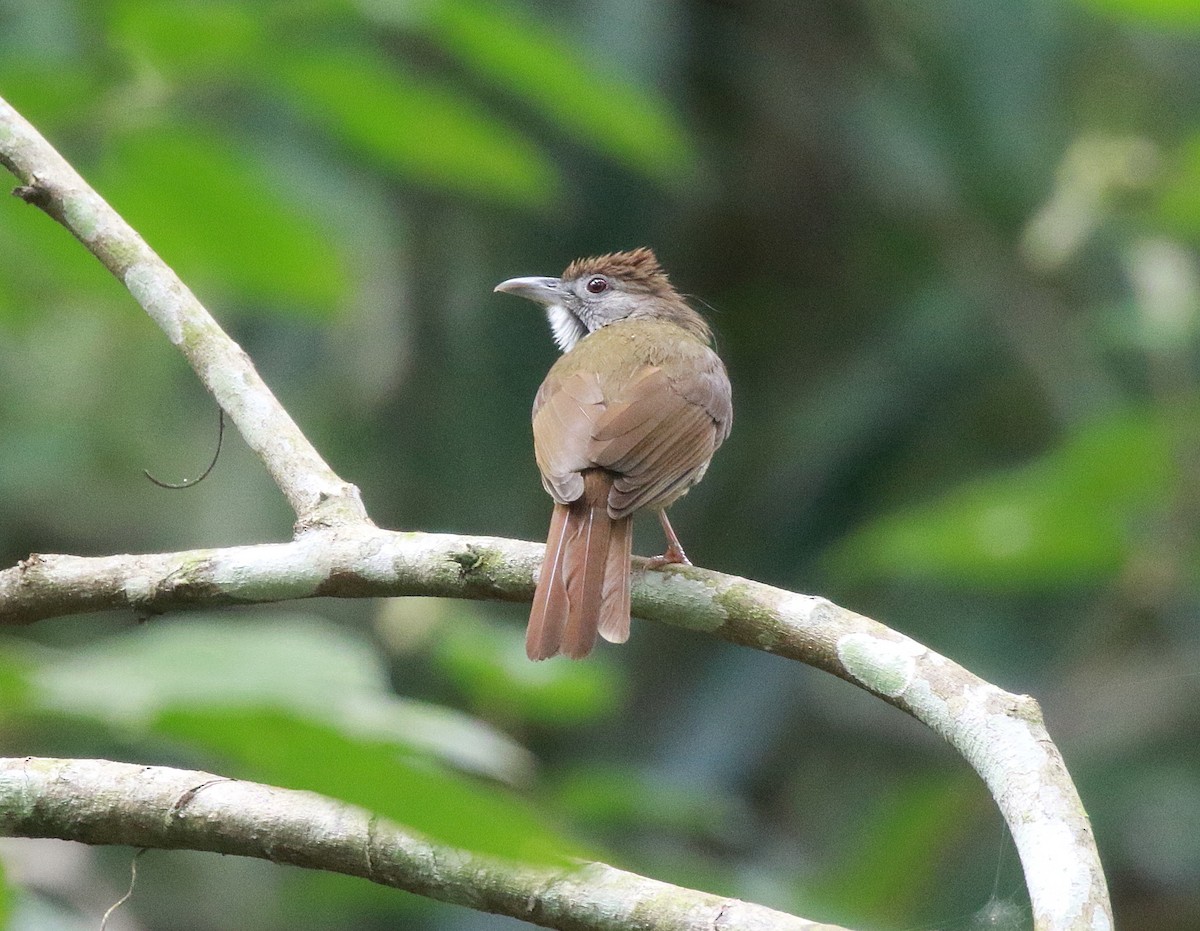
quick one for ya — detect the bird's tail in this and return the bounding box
[527,469,632,660]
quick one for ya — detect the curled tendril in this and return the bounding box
[143,408,225,489]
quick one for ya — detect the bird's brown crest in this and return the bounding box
[563,247,674,297]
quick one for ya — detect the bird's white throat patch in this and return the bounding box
[546,304,587,352]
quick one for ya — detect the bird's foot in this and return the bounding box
[646,541,691,569]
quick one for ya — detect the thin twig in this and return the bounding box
[100,847,146,931]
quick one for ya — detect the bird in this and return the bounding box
[494,248,732,660]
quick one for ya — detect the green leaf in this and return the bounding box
[0,192,129,326]
[808,775,983,926]
[1156,134,1200,242]
[155,705,579,864]
[105,0,266,79]
[0,650,33,714]
[0,858,10,929]
[93,124,348,314]
[408,0,697,185]
[27,615,574,861]
[433,609,623,727]
[1075,0,1200,28]
[30,615,532,782]
[553,763,738,837]
[0,65,102,135]
[264,45,560,206]
[824,407,1178,589]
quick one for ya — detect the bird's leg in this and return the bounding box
[647,510,692,568]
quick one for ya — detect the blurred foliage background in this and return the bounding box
[1,0,1199,928]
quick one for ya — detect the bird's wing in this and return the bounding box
[532,370,606,503]
[589,362,731,517]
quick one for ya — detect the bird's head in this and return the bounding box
[495,247,711,352]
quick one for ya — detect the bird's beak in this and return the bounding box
[494,276,564,306]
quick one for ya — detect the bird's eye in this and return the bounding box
[585,276,609,294]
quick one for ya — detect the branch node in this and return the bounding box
[1009,692,1045,726]
[169,777,234,818]
[364,812,380,879]
[12,177,51,209]
[17,553,44,572]
[450,546,485,575]
[292,485,374,536]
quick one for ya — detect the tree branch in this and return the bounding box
[0,758,846,931]
[0,94,368,531]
